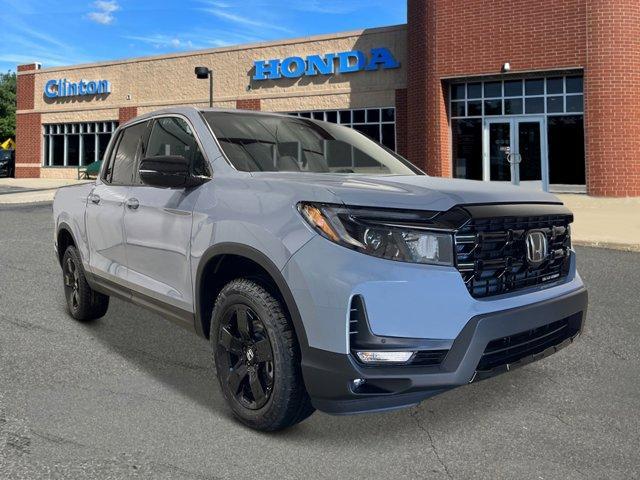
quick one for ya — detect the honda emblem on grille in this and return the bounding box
[525,230,548,266]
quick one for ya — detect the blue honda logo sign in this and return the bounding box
[44,79,111,99]
[253,47,400,81]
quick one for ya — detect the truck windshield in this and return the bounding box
[202,111,421,175]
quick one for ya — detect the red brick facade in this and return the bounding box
[584,0,640,196]
[16,70,36,111]
[16,64,40,178]
[407,0,638,196]
[236,98,261,111]
[395,89,408,159]
[118,107,138,124]
[14,112,41,178]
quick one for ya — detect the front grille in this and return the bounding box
[477,313,582,371]
[455,212,572,298]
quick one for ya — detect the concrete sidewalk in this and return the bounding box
[0,178,638,251]
[557,194,640,251]
[0,178,91,204]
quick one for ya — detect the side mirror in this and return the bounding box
[139,156,208,188]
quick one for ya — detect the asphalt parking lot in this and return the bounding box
[0,203,639,479]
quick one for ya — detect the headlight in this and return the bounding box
[298,202,454,266]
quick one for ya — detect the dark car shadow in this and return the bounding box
[79,297,225,412]
[78,295,554,442]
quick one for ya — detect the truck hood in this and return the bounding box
[251,173,562,211]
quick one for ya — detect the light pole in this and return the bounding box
[194,67,213,107]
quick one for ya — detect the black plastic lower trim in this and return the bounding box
[85,271,195,331]
[302,287,587,415]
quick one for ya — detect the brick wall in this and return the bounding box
[406,0,429,172]
[395,89,408,159]
[16,65,41,178]
[585,0,640,196]
[118,107,138,123]
[16,70,35,111]
[15,113,41,178]
[407,0,589,181]
[236,98,261,110]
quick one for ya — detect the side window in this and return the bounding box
[146,117,210,177]
[107,123,146,185]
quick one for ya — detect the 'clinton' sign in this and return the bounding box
[44,79,111,99]
[253,47,400,81]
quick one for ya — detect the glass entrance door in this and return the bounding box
[486,121,512,182]
[483,117,547,190]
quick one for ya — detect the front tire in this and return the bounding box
[62,246,109,321]
[210,278,314,431]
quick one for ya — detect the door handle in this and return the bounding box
[88,193,100,204]
[126,198,139,210]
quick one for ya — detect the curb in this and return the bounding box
[0,188,59,196]
[572,239,640,253]
[0,201,53,209]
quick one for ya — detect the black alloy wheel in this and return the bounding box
[61,245,109,321]
[63,255,81,311]
[216,304,275,410]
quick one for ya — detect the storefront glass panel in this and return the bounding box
[287,108,396,152]
[450,74,585,191]
[42,121,118,167]
[548,116,585,185]
[452,119,482,181]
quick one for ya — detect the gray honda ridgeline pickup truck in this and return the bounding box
[53,107,587,431]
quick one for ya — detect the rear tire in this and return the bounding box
[62,246,109,321]
[210,278,314,431]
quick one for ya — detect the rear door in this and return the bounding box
[123,116,211,316]
[86,122,146,285]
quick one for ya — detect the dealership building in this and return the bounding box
[15,0,640,196]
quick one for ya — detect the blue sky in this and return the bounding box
[1,0,406,73]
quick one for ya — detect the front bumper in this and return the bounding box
[302,286,587,415]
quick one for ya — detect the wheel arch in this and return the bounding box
[56,222,78,267]
[195,243,309,351]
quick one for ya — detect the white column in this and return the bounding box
[48,135,53,166]
[79,134,84,166]
[63,132,68,167]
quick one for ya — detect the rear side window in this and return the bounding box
[146,117,210,176]
[106,123,147,185]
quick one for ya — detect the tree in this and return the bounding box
[0,71,16,141]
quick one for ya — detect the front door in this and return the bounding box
[483,117,547,190]
[123,116,210,316]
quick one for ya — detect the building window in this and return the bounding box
[285,108,396,152]
[450,75,585,187]
[43,121,118,167]
[450,75,584,120]
[452,119,482,181]
[547,116,585,185]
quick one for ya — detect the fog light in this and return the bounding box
[352,378,366,389]
[356,351,414,364]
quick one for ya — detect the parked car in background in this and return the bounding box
[0,149,15,177]
[52,107,588,431]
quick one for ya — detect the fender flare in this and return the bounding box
[194,242,309,351]
[55,221,80,265]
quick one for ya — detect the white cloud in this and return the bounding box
[292,1,361,14]
[0,19,93,70]
[203,1,232,7]
[125,34,198,50]
[87,0,120,25]
[203,9,292,34]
